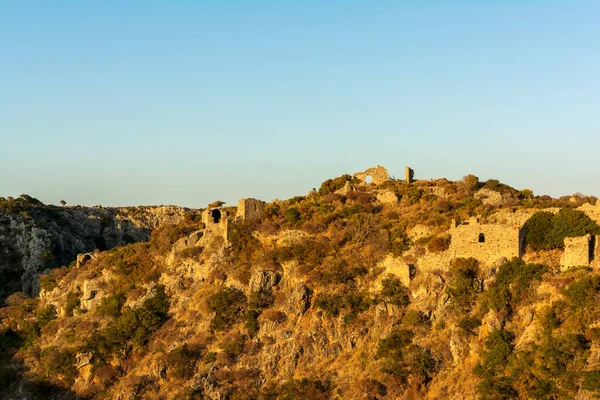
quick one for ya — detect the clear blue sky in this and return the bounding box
[1,1,598,207]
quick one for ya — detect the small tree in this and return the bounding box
[60,200,66,207]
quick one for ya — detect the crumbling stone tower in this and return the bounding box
[236,198,266,221]
[405,166,414,183]
[561,234,598,270]
[202,206,229,242]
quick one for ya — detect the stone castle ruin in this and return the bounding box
[236,198,266,221]
[353,165,415,185]
[561,234,599,270]
[449,216,525,266]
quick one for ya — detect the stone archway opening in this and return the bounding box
[365,175,373,184]
[81,254,92,265]
[211,209,222,224]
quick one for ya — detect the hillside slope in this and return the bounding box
[1,171,600,399]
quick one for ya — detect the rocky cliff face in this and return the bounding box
[0,202,192,301]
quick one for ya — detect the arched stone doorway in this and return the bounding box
[211,209,222,224]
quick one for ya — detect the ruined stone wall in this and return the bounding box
[561,234,594,269]
[578,203,600,225]
[353,165,390,185]
[449,220,523,266]
[405,166,414,183]
[236,198,266,221]
[202,208,228,226]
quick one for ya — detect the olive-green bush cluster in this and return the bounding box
[523,209,600,251]
[318,174,360,195]
[481,259,547,315]
[167,344,199,380]
[207,287,247,332]
[445,258,481,314]
[83,285,170,361]
[376,328,435,384]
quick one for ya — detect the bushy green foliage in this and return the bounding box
[41,347,77,385]
[458,316,482,336]
[379,275,409,306]
[270,238,330,268]
[314,290,371,320]
[85,285,170,358]
[446,258,480,314]
[523,209,600,250]
[376,328,434,383]
[284,207,301,224]
[318,174,359,195]
[483,259,547,314]
[39,273,58,292]
[220,334,247,362]
[36,304,57,327]
[0,194,44,214]
[244,309,260,337]
[262,378,332,400]
[167,344,198,380]
[64,291,81,317]
[389,227,411,256]
[96,292,126,318]
[558,274,600,330]
[207,288,246,331]
[475,329,516,398]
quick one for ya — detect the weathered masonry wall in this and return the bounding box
[561,234,596,269]
[236,198,266,221]
[353,166,391,185]
[449,218,523,265]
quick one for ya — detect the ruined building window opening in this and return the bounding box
[211,209,222,224]
[365,175,373,184]
[478,233,485,243]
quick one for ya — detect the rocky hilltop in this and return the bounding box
[1,167,600,399]
[0,195,195,300]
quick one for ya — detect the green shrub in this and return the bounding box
[96,293,126,318]
[264,378,332,400]
[179,246,204,259]
[220,334,247,362]
[582,371,600,391]
[389,227,411,256]
[41,347,77,385]
[483,259,547,313]
[244,309,260,337]
[458,316,481,336]
[318,174,359,195]
[36,304,57,328]
[207,288,246,331]
[167,345,197,380]
[523,209,600,250]
[314,291,370,319]
[203,352,217,364]
[39,274,58,292]
[446,258,480,314]
[401,308,425,326]
[476,329,515,377]
[85,285,170,358]
[65,291,81,316]
[376,329,434,382]
[379,275,409,306]
[284,207,301,224]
